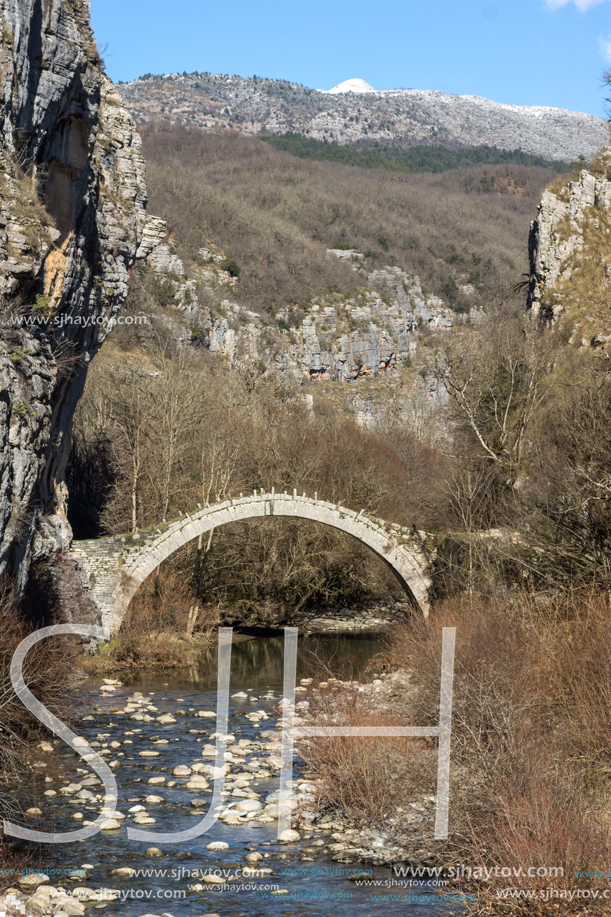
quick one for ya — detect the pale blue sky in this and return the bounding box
[91,0,611,117]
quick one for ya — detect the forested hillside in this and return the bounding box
[259,133,571,174]
[140,127,558,312]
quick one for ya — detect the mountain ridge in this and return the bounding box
[118,71,609,162]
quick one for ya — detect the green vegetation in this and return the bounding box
[259,132,572,175]
[9,348,31,365]
[33,294,51,313]
[219,257,240,277]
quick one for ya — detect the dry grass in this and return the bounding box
[87,570,217,673]
[298,684,437,828]
[0,579,78,832]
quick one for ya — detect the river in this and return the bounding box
[13,634,465,916]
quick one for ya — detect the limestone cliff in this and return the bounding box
[0,0,150,597]
[527,152,611,344]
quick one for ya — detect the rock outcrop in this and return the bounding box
[527,155,611,337]
[153,236,459,385]
[0,0,149,596]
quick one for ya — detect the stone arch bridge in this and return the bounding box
[72,491,433,633]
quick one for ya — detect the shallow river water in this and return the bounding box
[19,634,464,917]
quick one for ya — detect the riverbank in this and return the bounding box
[303,594,611,916]
[9,601,611,917]
[83,601,409,676]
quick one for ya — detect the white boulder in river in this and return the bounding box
[234,799,262,812]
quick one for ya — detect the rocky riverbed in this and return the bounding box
[1,636,467,917]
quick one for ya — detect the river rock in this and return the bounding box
[219,812,244,825]
[243,865,273,876]
[72,888,98,900]
[278,829,301,843]
[234,799,262,813]
[59,902,85,916]
[18,875,49,889]
[145,848,164,857]
[172,766,191,776]
[201,745,220,756]
[209,733,236,744]
[245,852,263,862]
[100,819,121,830]
[59,783,81,795]
[139,750,159,757]
[186,775,210,790]
[110,868,136,876]
[24,894,49,915]
[206,841,229,850]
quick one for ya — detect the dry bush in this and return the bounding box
[95,571,217,672]
[0,579,78,823]
[527,591,611,774]
[382,593,611,911]
[297,684,437,829]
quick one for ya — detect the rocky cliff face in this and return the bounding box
[0,0,150,597]
[131,230,455,441]
[527,153,611,343]
[140,228,464,385]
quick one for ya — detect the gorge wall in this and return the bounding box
[527,151,611,345]
[0,0,154,607]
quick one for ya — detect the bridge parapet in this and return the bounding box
[72,492,433,633]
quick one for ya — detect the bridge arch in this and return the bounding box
[74,492,433,633]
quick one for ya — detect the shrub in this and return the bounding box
[87,571,216,673]
[219,257,240,278]
[0,578,78,823]
[298,684,437,829]
[379,592,611,910]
